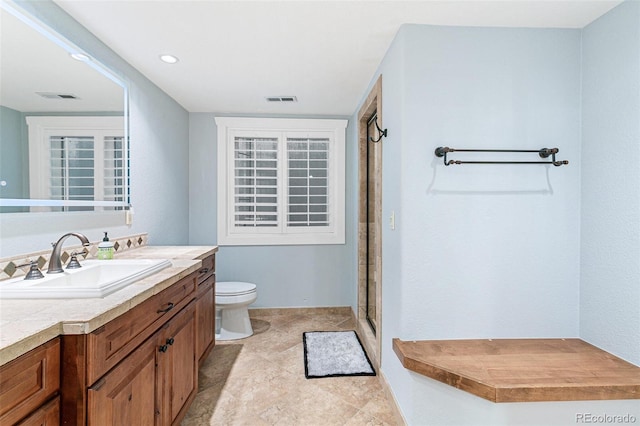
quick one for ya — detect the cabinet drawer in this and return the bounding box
[196,274,214,298]
[87,274,196,384]
[196,255,215,284]
[16,396,60,426]
[0,339,60,426]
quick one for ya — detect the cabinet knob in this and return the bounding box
[159,345,168,353]
[166,337,175,346]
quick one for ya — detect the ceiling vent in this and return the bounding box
[266,96,297,103]
[36,92,80,100]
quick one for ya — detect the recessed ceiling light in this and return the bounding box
[70,52,91,62]
[159,54,179,64]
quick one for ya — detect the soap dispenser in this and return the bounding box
[97,232,114,260]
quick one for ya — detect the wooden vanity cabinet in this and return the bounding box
[195,254,216,365]
[0,338,61,426]
[86,275,195,385]
[61,272,199,425]
[86,302,196,426]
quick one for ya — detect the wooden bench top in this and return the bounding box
[393,338,640,403]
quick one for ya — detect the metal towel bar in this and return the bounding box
[434,147,569,167]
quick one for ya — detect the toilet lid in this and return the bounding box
[217,281,256,296]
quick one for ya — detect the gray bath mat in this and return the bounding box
[303,331,376,378]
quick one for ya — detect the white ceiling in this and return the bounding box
[54,0,622,116]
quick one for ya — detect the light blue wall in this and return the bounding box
[398,24,582,340]
[580,0,640,365]
[188,113,357,309]
[0,106,28,205]
[0,0,190,256]
[351,20,639,425]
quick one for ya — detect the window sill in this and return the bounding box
[219,232,345,246]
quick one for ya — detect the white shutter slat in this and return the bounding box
[49,136,95,211]
[286,137,330,227]
[233,136,279,227]
[103,136,126,205]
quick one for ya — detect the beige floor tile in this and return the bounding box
[345,410,394,426]
[313,376,386,409]
[182,309,399,426]
[256,379,360,425]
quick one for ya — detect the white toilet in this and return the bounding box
[215,281,258,341]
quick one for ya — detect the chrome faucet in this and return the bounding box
[47,232,90,274]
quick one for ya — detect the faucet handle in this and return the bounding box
[66,252,83,269]
[16,260,45,280]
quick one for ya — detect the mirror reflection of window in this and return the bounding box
[26,116,125,212]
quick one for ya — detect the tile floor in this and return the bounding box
[182,308,399,425]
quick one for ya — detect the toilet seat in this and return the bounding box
[216,281,256,296]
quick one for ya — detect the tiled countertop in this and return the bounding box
[0,245,218,366]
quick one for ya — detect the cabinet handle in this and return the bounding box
[159,345,168,353]
[91,378,106,391]
[199,267,210,274]
[166,337,175,346]
[157,302,174,314]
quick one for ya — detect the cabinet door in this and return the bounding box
[156,301,197,426]
[0,339,60,426]
[87,337,156,426]
[196,276,215,364]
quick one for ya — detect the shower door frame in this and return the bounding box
[357,75,383,371]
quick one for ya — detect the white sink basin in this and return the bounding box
[0,259,172,299]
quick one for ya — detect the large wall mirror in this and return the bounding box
[0,3,129,214]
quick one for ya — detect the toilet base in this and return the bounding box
[216,305,253,340]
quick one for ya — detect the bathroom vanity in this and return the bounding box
[0,245,217,425]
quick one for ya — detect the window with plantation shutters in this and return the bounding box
[217,117,347,246]
[26,116,127,212]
